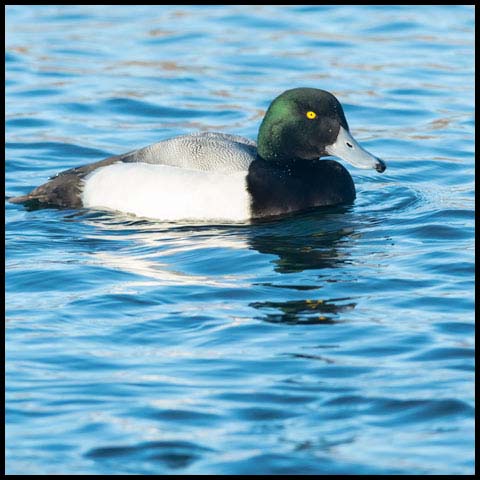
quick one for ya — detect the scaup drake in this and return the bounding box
[10,88,386,221]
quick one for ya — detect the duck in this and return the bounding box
[9,87,386,221]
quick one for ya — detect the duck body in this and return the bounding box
[10,88,385,221]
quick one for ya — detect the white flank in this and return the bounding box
[81,162,251,222]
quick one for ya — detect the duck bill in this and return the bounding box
[325,126,386,173]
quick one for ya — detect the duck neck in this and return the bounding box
[257,116,299,165]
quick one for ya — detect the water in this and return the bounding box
[5,5,475,475]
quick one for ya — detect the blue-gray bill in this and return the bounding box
[326,126,386,173]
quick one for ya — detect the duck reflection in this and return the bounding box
[247,208,357,324]
[250,298,356,325]
[248,224,354,273]
[72,206,358,325]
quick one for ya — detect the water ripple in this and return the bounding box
[5,4,474,476]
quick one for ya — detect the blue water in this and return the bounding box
[5,5,475,475]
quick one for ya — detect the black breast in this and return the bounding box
[246,158,355,218]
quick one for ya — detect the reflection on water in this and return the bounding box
[249,207,354,273]
[250,298,356,325]
[77,207,360,326]
[79,206,357,274]
[247,209,358,324]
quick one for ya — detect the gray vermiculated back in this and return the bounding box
[122,132,257,173]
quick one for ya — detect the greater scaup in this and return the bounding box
[10,88,386,221]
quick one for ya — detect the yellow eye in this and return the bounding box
[306,111,317,119]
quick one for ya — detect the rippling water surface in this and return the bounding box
[5,5,474,475]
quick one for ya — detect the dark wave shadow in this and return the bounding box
[85,440,213,472]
